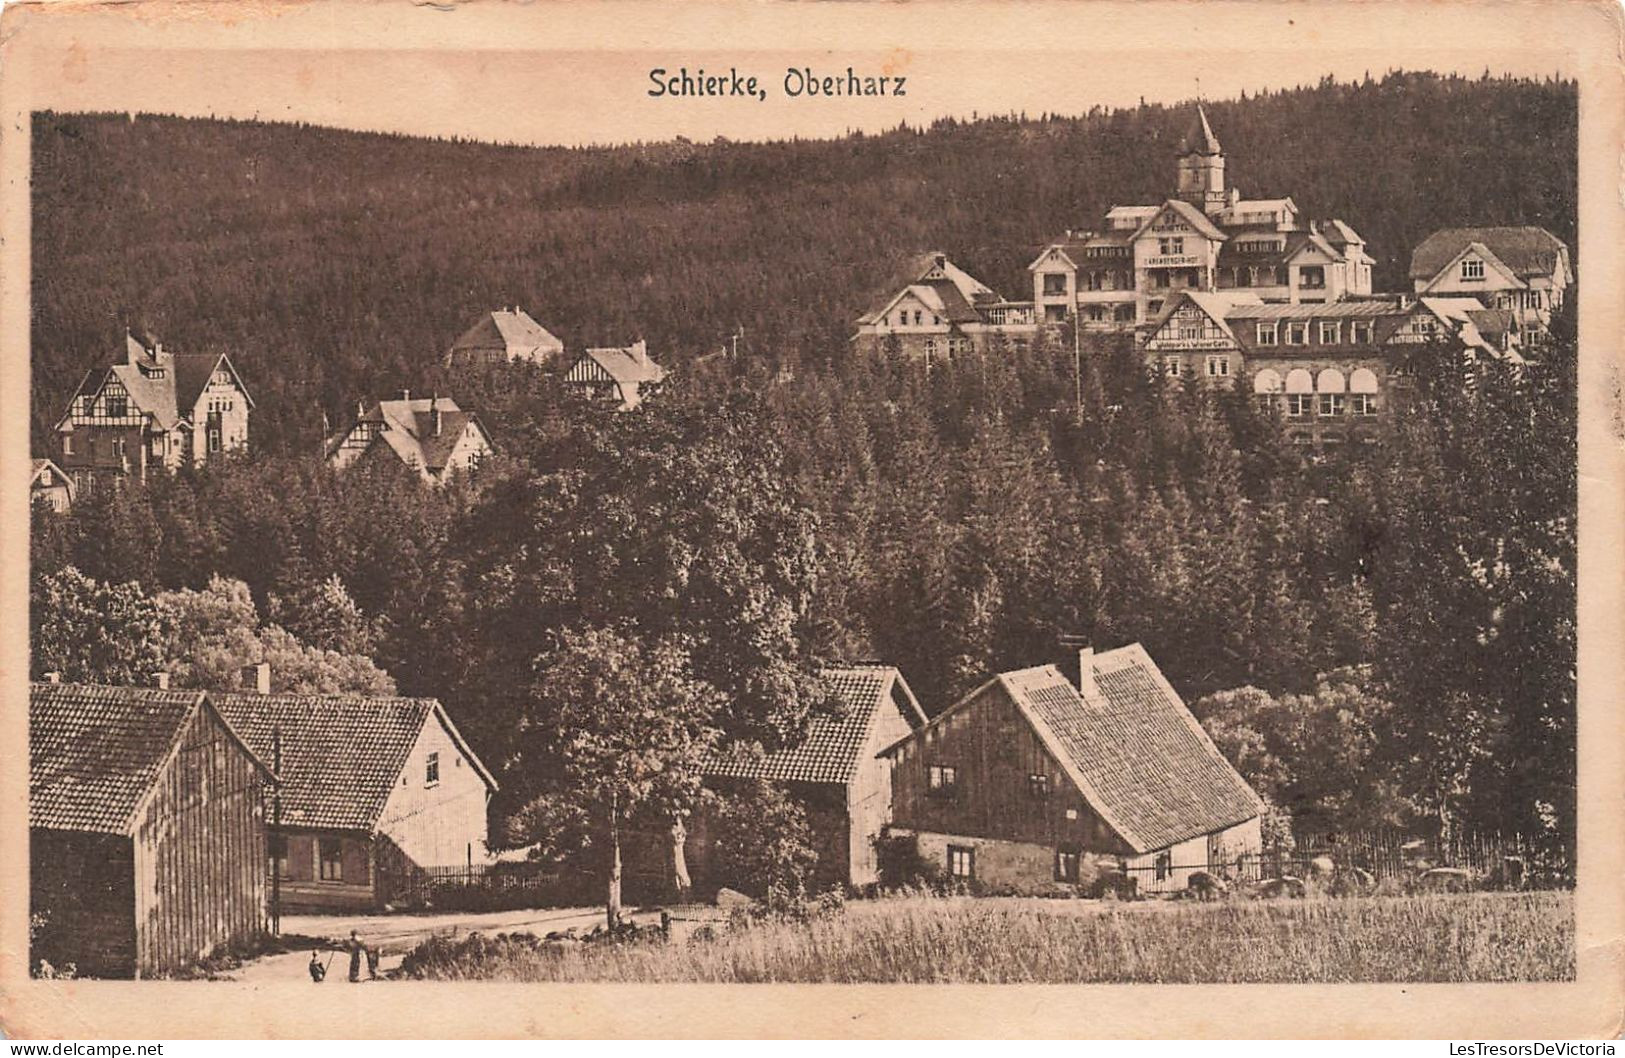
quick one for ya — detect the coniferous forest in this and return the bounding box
[29,71,1578,866]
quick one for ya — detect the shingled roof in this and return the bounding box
[707,667,927,786]
[1409,226,1569,281]
[889,647,1262,853]
[212,692,496,832]
[30,683,272,835]
[333,395,493,477]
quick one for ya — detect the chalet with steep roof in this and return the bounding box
[446,307,565,369]
[563,340,667,410]
[55,332,253,494]
[327,392,494,484]
[30,682,275,977]
[881,646,1263,895]
[1409,226,1571,332]
[213,681,497,913]
[853,252,1038,361]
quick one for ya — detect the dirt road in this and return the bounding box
[229,905,664,984]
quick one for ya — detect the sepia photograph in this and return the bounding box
[2,0,1622,1040]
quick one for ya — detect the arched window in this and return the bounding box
[1350,368,1379,393]
[1316,368,1346,394]
[1285,369,1314,394]
[1253,369,1284,394]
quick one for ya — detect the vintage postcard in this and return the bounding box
[1,0,1621,1040]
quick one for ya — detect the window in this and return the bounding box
[111,438,127,463]
[1028,773,1050,800]
[1045,305,1068,323]
[208,430,222,454]
[62,435,73,457]
[1319,393,1347,417]
[1114,304,1135,322]
[1205,356,1230,378]
[1043,273,1068,296]
[1319,321,1342,344]
[1162,356,1182,378]
[272,835,292,880]
[1299,265,1325,289]
[1350,320,1374,344]
[947,845,975,880]
[1146,300,1163,316]
[1158,236,1185,255]
[1351,393,1378,416]
[1055,847,1080,883]
[1154,850,1172,882]
[1256,322,1278,346]
[913,310,923,326]
[948,337,972,359]
[1178,325,1203,341]
[1287,394,1314,419]
[319,838,344,882]
[1286,322,1308,344]
[928,764,958,796]
[1461,258,1485,281]
[426,751,440,786]
[924,338,939,359]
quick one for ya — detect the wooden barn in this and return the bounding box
[695,666,928,891]
[213,688,498,912]
[29,683,275,978]
[881,645,1264,895]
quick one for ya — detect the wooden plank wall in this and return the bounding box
[887,684,1127,857]
[132,705,268,976]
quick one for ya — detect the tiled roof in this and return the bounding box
[1409,226,1568,281]
[995,649,1262,853]
[707,667,926,786]
[30,684,270,835]
[213,692,495,833]
[1147,290,1263,340]
[858,253,1001,325]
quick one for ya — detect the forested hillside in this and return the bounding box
[28,71,1578,865]
[31,71,1575,451]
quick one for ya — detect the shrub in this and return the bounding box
[707,781,818,900]
[875,832,941,890]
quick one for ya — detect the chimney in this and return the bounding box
[151,671,170,690]
[932,252,947,269]
[43,671,62,684]
[429,395,442,437]
[240,662,271,695]
[400,388,412,402]
[1077,646,1097,700]
[356,399,366,419]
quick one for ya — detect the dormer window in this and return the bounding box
[1461,259,1485,281]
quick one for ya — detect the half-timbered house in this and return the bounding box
[880,645,1263,895]
[213,685,498,913]
[326,392,494,484]
[55,332,253,495]
[29,683,275,978]
[562,340,667,410]
[30,458,75,512]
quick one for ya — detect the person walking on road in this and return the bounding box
[346,929,366,982]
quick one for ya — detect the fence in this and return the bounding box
[1115,828,1552,893]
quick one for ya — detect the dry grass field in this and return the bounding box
[399,890,1574,984]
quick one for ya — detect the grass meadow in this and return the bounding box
[399,890,1574,983]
